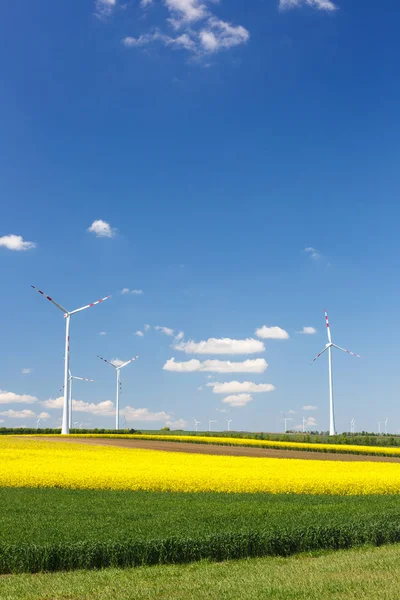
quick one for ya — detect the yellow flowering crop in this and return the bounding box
[2,437,400,494]
[60,433,400,458]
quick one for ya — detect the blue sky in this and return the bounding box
[1,0,399,433]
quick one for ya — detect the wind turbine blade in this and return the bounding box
[311,346,329,363]
[119,356,140,369]
[31,285,68,314]
[332,344,363,359]
[69,295,111,316]
[72,376,95,382]
[97,355,117,368]
[324,309,332,343]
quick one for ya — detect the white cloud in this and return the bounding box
[73,400,115,416]
[95,0,117,18]
[166,418,188,429]
[216,408,229,413]
[0,390,38,405]
[87,220,116,238]
[287,409,297,415]
[174,338,265,355]
[141,0,153,5]
[21,368,32,375]
[38,412,51,420]
[222,393,252,407]
[280,0,337,10]
[199,17,249,52]
[302,405,318,411]
[298,327,317,335]
[0,409,36,419]
[41,396,63,409]
[304,247,322,260]
[121,407,172,422]
[163,358,268,373]
[174,331,184,342]
[121,288,143,295]
[123,0,249,57]
[136,331,144,337]
[304,416,317,427]
[207,381,275,394]
[255,326,289,340]
[0,234,36,251]
[144,324,151,331]
[155,325,175,336]
[99,331,107,336]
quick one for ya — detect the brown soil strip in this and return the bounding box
[32,436,400,463]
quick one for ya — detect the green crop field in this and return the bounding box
[2,543,400,600]
[1,488,400,573]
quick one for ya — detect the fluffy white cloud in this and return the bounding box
[255,326,289,340]
[41,396,63,409]
[207,381,275,394]
[305,416,317,426]
[0,390,38,405]
[120,407,172,422]
[302,405,318,411]
[95,0,116,18]
[222,393,252,407]
[144,324,151,331]
[99,331,107,336]
[73,400,115,416]
[136,331,144,337]
[21,368,32,375]
[38,412,51,420]
[304,246,322,260]
[0,234,36,251]
[166,418,188,429]
[0,409,36,419]
[174,331,184,342]
[174,338,265,355]
[280,0,337,10]
[123,0,249,57]
[298,327,317,335]
[155,325,175,336]
[163,358,268,373]
[87,220,116,238]
[287,409,297,415]
[121,288,143,295]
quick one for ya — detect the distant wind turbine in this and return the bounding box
[208,419,217,432]
[193,418,201,433]
[226,419,232,432]
[311,309,362,436]
[31,285,110,434]
[36,418,41,429]
[385,417,388,435]
[283,413,293,433]
[97,355,139,429]
[59,370,94,429]
[350,418,355,434]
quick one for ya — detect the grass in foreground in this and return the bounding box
[2,544,400,599]
[2,488,400,572]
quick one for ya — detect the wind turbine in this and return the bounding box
[123,416,128,429]
[193,418,201,433]
[226,419,232,432]
[59,370,94,429]
[385,418,388,435]
[208,419,216,432]
[311,309,362,436]
[97,355,139,429]
[350,418,355,434]
[31,285,110,434]
[36,418,41,430]
[283,414,293,433]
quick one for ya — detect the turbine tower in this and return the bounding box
[32,285,110,435]
[226,419,232,432]
[97,355,139,429]
[312,309,362,436]
[193,418,201,433]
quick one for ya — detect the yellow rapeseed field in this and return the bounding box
[2,437,400,494]
[64,433,400,457]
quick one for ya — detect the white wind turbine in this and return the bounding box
[32,285,110,435]
[208,419,217,432]
[350,418,356,434]
[59,370,94,429]
[97,355,139,429]
[283,413,293,433]
[385,417,388,435]
[193,418,201,433]
[226,419,232,432]
[312,309,362,436]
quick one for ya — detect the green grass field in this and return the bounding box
[1,543,400,599]
[1,488,400,573]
